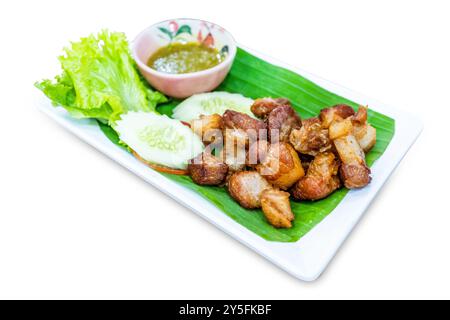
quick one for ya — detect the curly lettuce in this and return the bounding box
[35,30,167,124]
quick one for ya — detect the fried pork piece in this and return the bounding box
[220,110,268,172]
[351,107,377,152]
[257,142,305,190]
[247,140,270,168]
[267,105,302,142]
[188,152,229,186]
[220,128,248,172]
[190,114,224,144]
[329,117,353,140]
[352,105,367,124]
[340,163,371,189]
[261,189,294,228]
[354,124,376,153]
[322,105,376,153]
[291,152,341,201]
[289,118,332,156]
[250,97,292,119]
[320,104,355,128]
[228,171,272,209]
[333,130,371,189]
[223,110,267,133]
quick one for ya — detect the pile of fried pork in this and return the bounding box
[187,98,376,229]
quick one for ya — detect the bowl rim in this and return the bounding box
[132,18,237,79]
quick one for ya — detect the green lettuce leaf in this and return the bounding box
[35,30,167,124]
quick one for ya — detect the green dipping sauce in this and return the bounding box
[147,42,224,74]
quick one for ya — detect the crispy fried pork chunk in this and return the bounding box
[340,163,371,189]
[320,104,355,128]
[329,117,353,140]
[257,142,305,190]
[222,110,268,148]
[322,105,376,153]
[289,118,332,156]
[267,105,302,142]
[352,105,367,124]
[220,110,268,172]
[333,134,366,166]
[223,110,267,132]
[354,124,376,153]
[292,152,341,201]
[220,129,247,172]
[190,114,223,144]
[247,140,270,168]
[351,106,377,152]
[188,152,228,186]
[228,171,272,209]
[250,97,292,118]
[261,189,294,228]
[332,120,371,188]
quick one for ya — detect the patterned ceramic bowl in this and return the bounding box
[132,19,237,99]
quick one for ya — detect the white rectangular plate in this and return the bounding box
[36,47,422,281]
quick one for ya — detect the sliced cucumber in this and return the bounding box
[172,92,255,122]
[115,112,204,169]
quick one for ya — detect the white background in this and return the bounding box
[0,0,448,299]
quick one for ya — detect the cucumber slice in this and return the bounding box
[172,92,255,122]
[115,112,204,170]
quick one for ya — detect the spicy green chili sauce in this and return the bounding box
[147,42,223,74]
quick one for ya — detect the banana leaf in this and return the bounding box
[98,48,395,242]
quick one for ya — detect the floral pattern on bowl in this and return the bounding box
[156,20,229,58]
[132,19,236,99]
